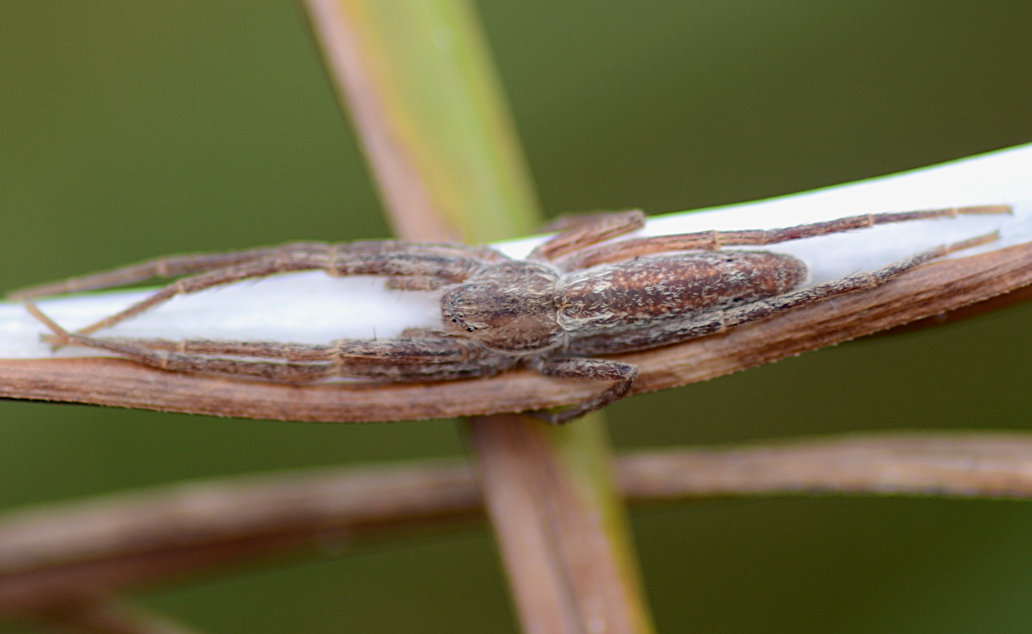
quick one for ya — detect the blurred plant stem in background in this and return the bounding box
[3,2,1032,631]
[302,0,538,243]
[301,0,654,631]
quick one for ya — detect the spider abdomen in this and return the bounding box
[556,251,806,335]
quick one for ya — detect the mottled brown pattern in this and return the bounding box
[11,205,1009,424]
[442,260,562,353]
[557,252,805,334]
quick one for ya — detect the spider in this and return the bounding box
[12,205,1007,424]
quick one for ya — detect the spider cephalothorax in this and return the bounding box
[13,205,1008,423]
[442,260,563,354]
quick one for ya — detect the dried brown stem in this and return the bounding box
[615,433,1032,501]
[0,462,479,616]
[2,432,1031,616]
[1,241,1030,421]
[470,416,642,633]
[38,602,201,634]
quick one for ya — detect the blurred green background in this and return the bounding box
[2,1,1032,632]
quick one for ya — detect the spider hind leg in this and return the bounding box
[528,209,646,263]
[525,356,638,425]
[562,204,1011,271]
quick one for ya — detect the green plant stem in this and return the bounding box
[300,0,653,631]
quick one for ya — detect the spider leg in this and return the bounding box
[66,243,500,336]
[562,204,1011,271]
[29,303,506,383]
[539,210,648,233]
[568,231,1000,356]
[8,242,323,300]
[525,356,638,425]
[7,240,506,300]
[528,210,646,262]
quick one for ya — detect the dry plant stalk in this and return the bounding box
[470,416,641,633]
[0,240,1029,421]
[615,434,1032,499]
[0,462,480,617]
[2,433,1032,616]
[301,1,652,632]
[34,602,201,634]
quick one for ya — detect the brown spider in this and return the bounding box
[12,205,1007,424]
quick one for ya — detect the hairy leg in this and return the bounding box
[62,243,500,335]
[525,356,638,425]
[562,204,1010,271]
[29,303,506,383]
[8,240,505,300]
[528,210,646,262]
[8,245,283,300]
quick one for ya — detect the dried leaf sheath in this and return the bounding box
[0,240,1029,422]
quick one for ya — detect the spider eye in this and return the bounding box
[467,327,474,332]
[451,318,457,322]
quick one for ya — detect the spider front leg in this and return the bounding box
[6,243,329,300]
[27,303,332,381]
[7,240,506,300]
[28,302,505,384]
[525,356,638,425]
[66,243,502,336]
